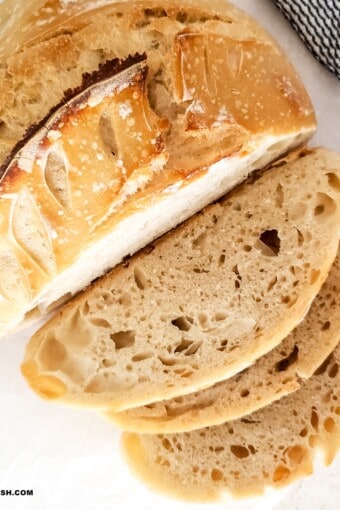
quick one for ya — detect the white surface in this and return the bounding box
[0,1,339,509]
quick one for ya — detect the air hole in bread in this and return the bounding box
[287,294,298,308]
[240,389,250,398]
[89,317,112,328]
[162,438,173,451]
[82,301,90,315]
[144,7,167,18]
[275,344,298,372]
[314,193,337,219]
[296,229,304,247]
[329,362,338,378]
[102,359,115,368]
[240,418,260,425]
[233,203,241,212]
[257,229,281,257]
[198,312,210,329]
[39,337,67,370]
[132,352,153,362]
[193,267,209,274]
[285,445,306,466]
[322,390,332,403]
[299,427,308,437]
[100,291,114,305]
[230,445,250,459]
[211,468,223,482]
[176,11,188,23]
[133,267,148,290]
[327,172,340,191]
[171,316,193,331]
[176,368,194,378]
[324,417,336,433]
[217,339,228,351]
[310,409,319,430]
[174,339,202,356]
[157,456,170,467]
[0,119,8,135]
[192,232,207,250]
[273,465,291,482]
[213,312,227,322]
[158,355,176,366]
[310,269,321,285]
[110,330,135,349]
[118,292,131,307]
[281,295,290,305]
[314,205,324,216]
[218,253,226,265]
[321,319,331,331]
[267,276,277,292]
[232,264,242,280]
[85,371,137,393]
[248,445,256,454]
[275,183,284,208]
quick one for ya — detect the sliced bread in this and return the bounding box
[0,0,316,337]
[21,148,340,411]
[122,342,340,502]
[105,248,340,432]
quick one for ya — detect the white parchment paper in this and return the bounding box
[0,1,339,509]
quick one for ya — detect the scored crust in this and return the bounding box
[0,0,316,336]
[105,249,340,432]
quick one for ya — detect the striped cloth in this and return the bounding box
[273,0,340,80]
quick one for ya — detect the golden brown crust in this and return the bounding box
[0,57,169,333]
[0,0,316,336]
[0,54,146,178]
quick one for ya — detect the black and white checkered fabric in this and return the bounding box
[274,0,340,80]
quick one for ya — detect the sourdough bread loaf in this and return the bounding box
[122,342,340,502]
[105,249,340,432]
[21,148,340,411]
[0,0,316,336]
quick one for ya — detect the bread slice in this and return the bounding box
[0,0,316,336]
[105,248,340,432]
[21,148,340,411]
[122,342,340,502]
